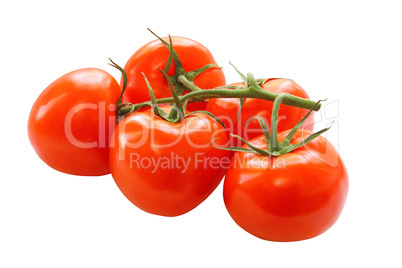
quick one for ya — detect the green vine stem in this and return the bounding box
[118,72,320,118]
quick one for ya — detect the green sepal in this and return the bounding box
[257,78,269,86]
[230,62,248,85]
[142,72,171,122]
[148,28,184,73]
[185,110,225,128]
[245,116,271,150]
[234,98,245,127]
[247,72,262,90]
[186,64,222,82]
[158,68,185,122]
[270,93,289,151]
[209,138,256,153]
[164,35,175,74]
[181,99,189,112]
[116,103,135,123]
[280,99,324,147]
[229,63,248,126]
[108,58,127,106]
[278,121,334,155]
[230,134,270,156]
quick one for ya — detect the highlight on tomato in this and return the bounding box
[121,30,226,111]
[216,94,348,242]
[28,68,121,176]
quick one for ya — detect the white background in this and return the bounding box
[1,0,401,267]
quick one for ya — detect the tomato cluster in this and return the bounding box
[28,31,348,242]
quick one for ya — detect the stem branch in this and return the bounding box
[119,86,320,115]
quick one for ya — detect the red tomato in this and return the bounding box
[223,129,349,241]
[28,68,121,176]
[109,107,230,216]
[206,79,314,147]
[122,36,226,111]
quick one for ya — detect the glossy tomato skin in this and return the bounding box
[109,107,230,216]
[223,130,348,241]
[206,79,314,147]
[28,68,121,176]
[122,36,226,111]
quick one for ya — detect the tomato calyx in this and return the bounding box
[148,29,222,97]
[141,69,225,126]
[212,93,331,157]
[222,63,269,126]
